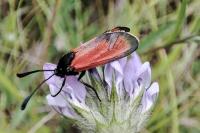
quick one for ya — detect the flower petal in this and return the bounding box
[43,63,63,86]
[89,68,102,82]
[43,63,86,103]
[117,57,127,70]
[43,63,57,70]
[110,60,125,96]
[137,62,151,89]
[46,94,65,107]
[46,94,78,118]
[141,82,159,113]
[104,58,126,96]
[123,52,142,95]
[110,60,124,75]
[65,76,86,103]
[130,52,142,68]
[61,106,78,118]
[104,64,113,89]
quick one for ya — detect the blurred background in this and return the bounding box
[0,0,199,133]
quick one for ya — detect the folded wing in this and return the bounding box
[71,30,139,72]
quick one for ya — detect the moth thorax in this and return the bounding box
[66,67,73,72]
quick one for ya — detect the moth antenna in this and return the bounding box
[21,73,55,110]
[17,70,55,78]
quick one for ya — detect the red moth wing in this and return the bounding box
[71,31,139,72]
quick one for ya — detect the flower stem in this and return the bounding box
[162,50,179,133]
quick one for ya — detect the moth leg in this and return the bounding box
[78,71,86,81]
[80,80,101,102]
[51,77,66,97]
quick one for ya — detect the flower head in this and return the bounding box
[44,52,159,133]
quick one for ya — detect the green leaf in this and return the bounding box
[0,69,21,100]
[190,17,200,33]
[138,22,174,53]
[167,0,187,42]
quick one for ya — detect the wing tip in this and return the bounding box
[104,26,130,33]
[123,32,140,51]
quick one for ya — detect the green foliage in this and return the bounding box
[0,0,199,132]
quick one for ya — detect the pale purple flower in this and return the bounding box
[44,52,159,132]
[104,52,159,112]
[43,63,88,119]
